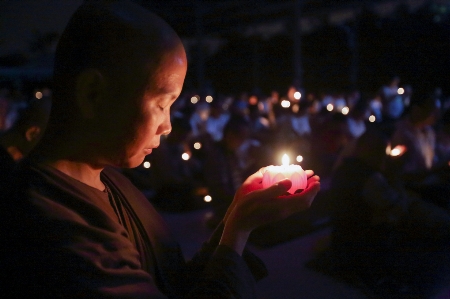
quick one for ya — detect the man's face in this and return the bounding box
[103,46,187,168]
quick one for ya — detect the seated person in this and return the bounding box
[1,1,320,298]
[201,115,269,227]
[390,92,439,181]
[390,92,448,209]
[328,128,450,298]
[0,97,51,191]
[148,115,204,211]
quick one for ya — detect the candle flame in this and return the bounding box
[389,145,406,157]
[282,154,290,166]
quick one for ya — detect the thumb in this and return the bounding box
[262,179,292,198]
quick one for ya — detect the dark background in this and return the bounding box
[1,0,449,97]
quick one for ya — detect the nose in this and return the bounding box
[158,115,172,136]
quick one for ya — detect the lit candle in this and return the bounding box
[262,154,307,194]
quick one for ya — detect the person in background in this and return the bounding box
[1,1,320,298]
[202,115,269,228]
[390,91,440,182]
[380,75,404,121]
[328,128,450,298]
[149,115,205,212]
[0,97,51,193]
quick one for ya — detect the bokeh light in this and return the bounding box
[191,95,199,104]
[326,103,334,111]
[194,142,202,150]
[341,106,349,115]
[281,99,290,108]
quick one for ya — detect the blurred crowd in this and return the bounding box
[1,75,450,297]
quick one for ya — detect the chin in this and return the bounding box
[110,154,145,169]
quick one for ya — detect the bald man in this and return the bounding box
[2,1,320,298]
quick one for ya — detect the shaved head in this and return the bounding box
[39,0,187,165]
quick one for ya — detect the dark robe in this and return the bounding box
[1,160,267,298]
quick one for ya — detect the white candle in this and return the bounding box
[262,154,307,194]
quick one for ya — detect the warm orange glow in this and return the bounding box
[389,145,406,157]
[249,95,258,105]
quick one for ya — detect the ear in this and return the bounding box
[25,126,41,142]
[75,69,107,119]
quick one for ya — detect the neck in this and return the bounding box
[45,159,105,191]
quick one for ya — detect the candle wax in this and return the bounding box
[262,164,307,194]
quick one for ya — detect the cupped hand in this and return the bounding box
[219,169,320,254]
[223,168,317,224]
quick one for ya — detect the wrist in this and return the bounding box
[219,222,250,256]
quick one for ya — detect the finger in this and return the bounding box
[305,169,315,178]
[282,179,320,200]
[307,175,320,185]
[259,178,292,199]
[243,168,264,185]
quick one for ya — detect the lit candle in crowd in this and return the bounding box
[262,154,307,194]
[388,145,406,157]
